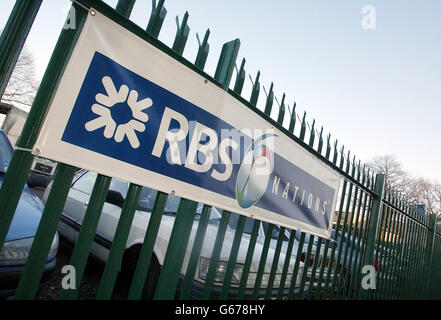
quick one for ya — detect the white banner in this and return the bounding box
[35,10,341,239]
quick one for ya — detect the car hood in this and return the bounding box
[0,179,44,242]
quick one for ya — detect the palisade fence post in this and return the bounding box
[0,0,42,251]
[12,2,90,299]
[431,230,441,298]
[0,2,86,254]
[0,0,42,99]
[424,213,436,299]
[115,0,136,18]
[358,173,385,300]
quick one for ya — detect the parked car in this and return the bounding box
[0,129,59,298]
[44,169,312,299]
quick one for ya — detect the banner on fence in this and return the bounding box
[34,10,340,238]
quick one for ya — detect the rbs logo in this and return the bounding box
[85,76,152,148]
[62,52,260,187]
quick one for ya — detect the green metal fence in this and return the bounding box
[0,0,440,300]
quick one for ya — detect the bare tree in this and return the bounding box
[1,45,39,111]
[366,154,441,217]
[366,154,410,194]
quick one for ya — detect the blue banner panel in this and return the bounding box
[61,52,336,231]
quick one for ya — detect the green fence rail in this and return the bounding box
[0,0,440,301]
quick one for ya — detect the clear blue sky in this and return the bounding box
[1,0,440,182]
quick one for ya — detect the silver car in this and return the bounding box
[44,170,313,299]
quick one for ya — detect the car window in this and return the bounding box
[72,171,97,194]
[137,187,223,221]
[194,203,222,223]
[137,187,181,214]
[0,131,13,173]
[109,178,128,198]
[262,222,289,241]
[294,231,313,243]
[227,213,255,234]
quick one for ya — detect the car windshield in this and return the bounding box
[0,131,13,174]
[137,187,181,214]
[137,186,222,221]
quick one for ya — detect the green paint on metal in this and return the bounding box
[325,134,331,159]
[323,177,349,295]
[317,127,324,154]
[172,11,190,56]
[306,237,323,299]
[288,102,296,133]
[14,164,77,299]
[154,198,198,300]
[128,191,168,300]
[263,82,274,117]
[115,0,136,18]
[194,29,210,69]
[200,211,231,300]
[288,232,305,300]
[214,39,240,91]
[423,220,432,297]
[358,174,385,299]
[265,226,285,299]
[337,184,360,297]
[277,230,296,299]
[297,235,314,298]
[233,58,246,95]
[237,219,260,299]
[59,174,111,300]
[299,111,307,141]
[276,93,286,126]
[249,71,260,107]
[179,204,211,300]
[251,223,274,299]
[146,0,167,39]
[220,215,246,299]
[308,119,316,147]
[96,183,142,300]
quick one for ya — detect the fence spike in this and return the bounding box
[332,139,338,165]
[345,150,351,173]
[172,11,190,55]
[308,119,316,147]
[233,58,246,95]
[146,0,167,39]
[317,126,324,154]
[115,0,136,18]
[288,102,296,133]
[325,133,331,159]
[263,82,274,116]
[362,164,366,185]
[356,160,361,182]
[214,39,240,91]
[339,145,345,169]
[194,29,210,69]
[277,93,286,126]
[299,111,307,141]
[249,71,260,107]
[351,155,356,177]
